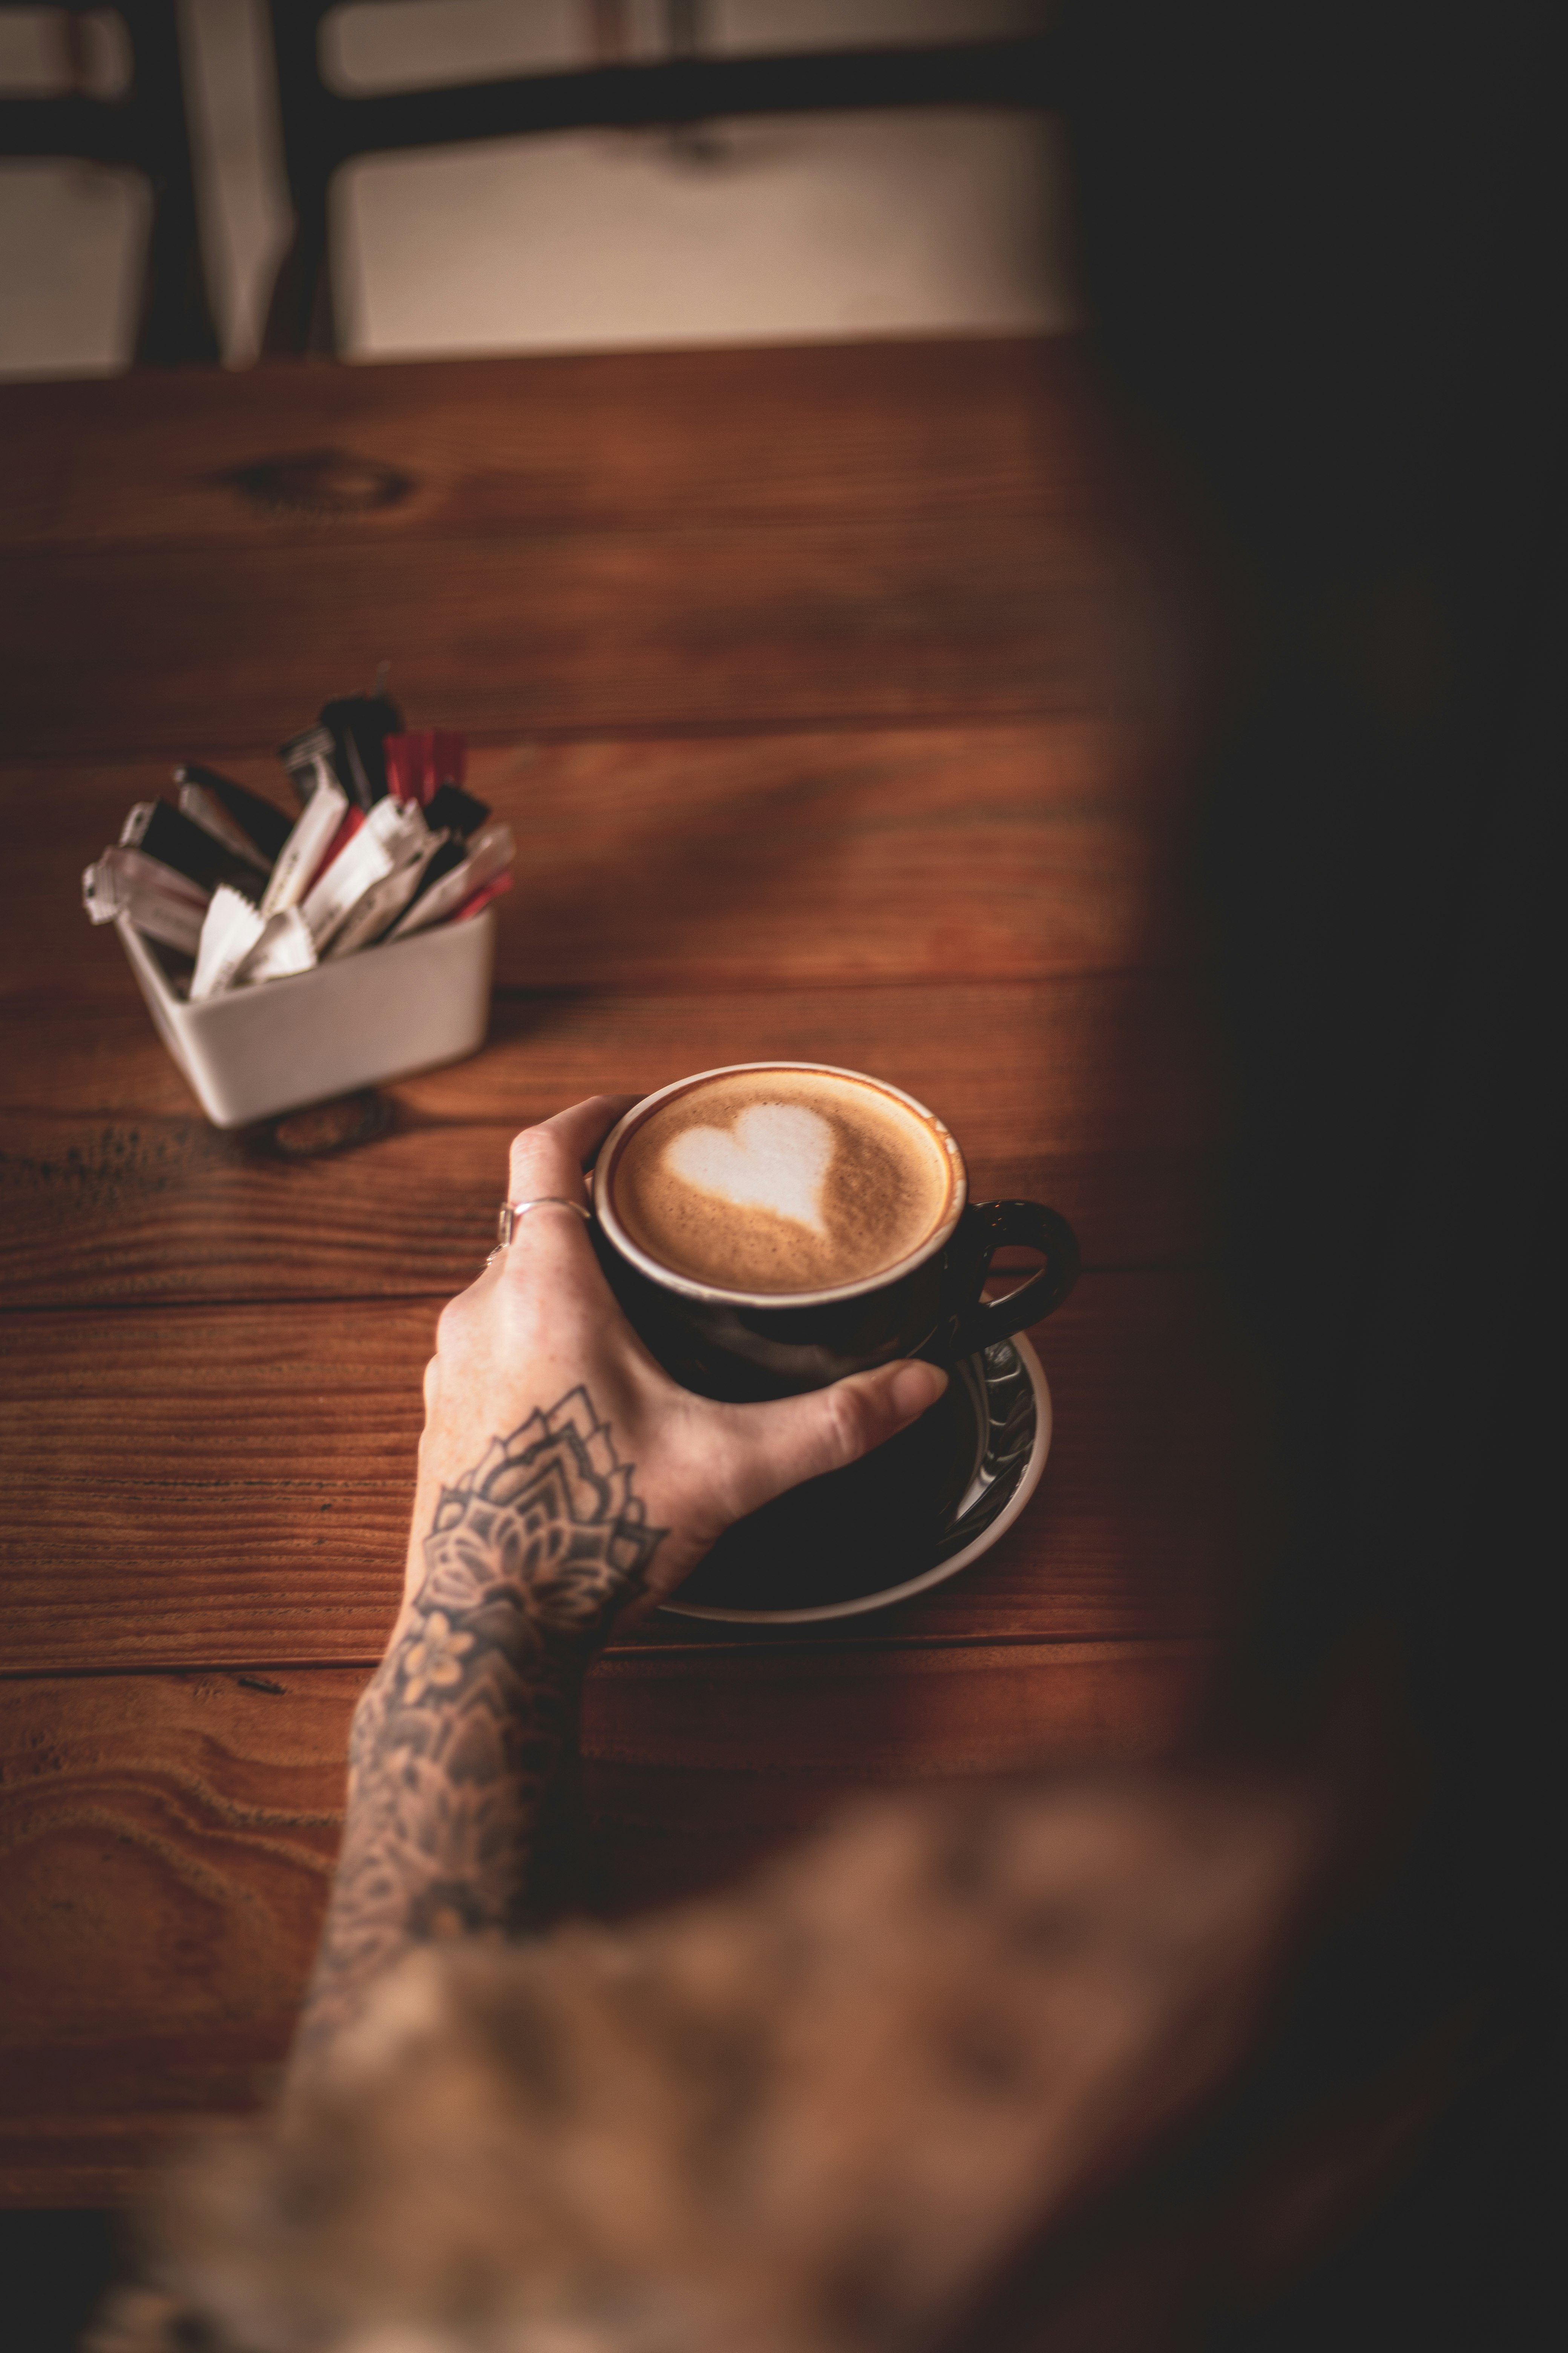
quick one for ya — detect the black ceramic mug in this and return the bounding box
[590,1063,1081,1404]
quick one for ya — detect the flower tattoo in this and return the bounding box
[423,1386,661,1640]
[399,1612,474,1702]
[295,1388,666,2060]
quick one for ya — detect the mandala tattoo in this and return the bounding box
[296,1387,665,2060]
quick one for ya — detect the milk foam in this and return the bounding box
[664,1103,834,1236]
[609,1068,958,1296]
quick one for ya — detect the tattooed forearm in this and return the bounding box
[293,1386,666,2068]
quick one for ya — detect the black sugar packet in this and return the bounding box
[397,835,467,920]
[279,694,405,813]
[175,765,293,864]
[423,782,489,839]
[123,800,261,904]
[319,692,404,810]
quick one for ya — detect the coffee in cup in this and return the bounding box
[606,1064,963,1298]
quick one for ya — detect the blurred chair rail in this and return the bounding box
[262,0,1060,355]
[0,0,217,364]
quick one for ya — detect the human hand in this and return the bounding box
[405,1095,948,1632]
[294,1097,948,2061]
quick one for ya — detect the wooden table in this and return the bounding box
[0,338,1254,2205]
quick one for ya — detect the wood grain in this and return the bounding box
[0,514,1189,762]
[0,1671,351,2100]
[3,721,1200,1002]
[0,335,1240,2204]
[0,975,1223,1305]
[581,1637,1219,1776]
[0,1273,1262,1673]
[0,341,1158,554]
[0,1638,1216,2200]
[576,1626,1220,1920]
[0,339,1205,763]
[0,1667,356,2202]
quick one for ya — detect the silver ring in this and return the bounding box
[490,1196,592,1259]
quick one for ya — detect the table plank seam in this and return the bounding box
[0,1635,1223,1687]
[0,703,1198,769]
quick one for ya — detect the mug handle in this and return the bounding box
[937,1201,1082,1364]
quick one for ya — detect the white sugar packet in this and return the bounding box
[82,846,209,954]
[280,723,340,805]
[388,819,515,941]
[259,781,350,920]
[302,795,428,950]
[190,885,266,1002]
[325,820,446,959]
[232,906,318,986]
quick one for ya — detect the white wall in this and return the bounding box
[0,0,1075,377]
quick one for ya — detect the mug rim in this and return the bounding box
[592,1061,969,1310]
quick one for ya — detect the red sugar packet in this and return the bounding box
[452,871,512,922]
[386,730,467,808]
[303,804,364,896]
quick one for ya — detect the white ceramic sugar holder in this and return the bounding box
[117,908,496,1128]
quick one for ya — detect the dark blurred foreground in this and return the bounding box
[1057,0,1565,2339]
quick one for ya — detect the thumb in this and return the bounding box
[720,1358,949,1524]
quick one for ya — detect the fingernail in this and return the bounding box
[889,1360,948,1421]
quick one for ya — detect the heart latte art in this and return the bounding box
[664,1103,835,1238]
[608,1068,957,1295]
